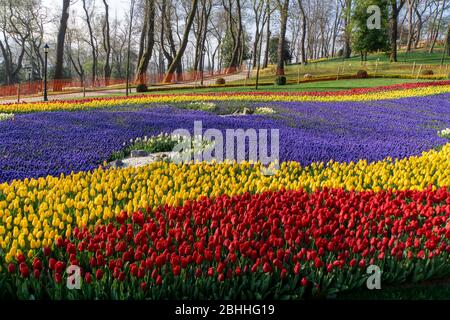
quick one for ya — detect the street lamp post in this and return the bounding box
[44,44,49,102]
[200,48,206,86]
[27,66,32,93]
[245,51,253,87]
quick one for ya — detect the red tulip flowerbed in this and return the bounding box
[3,187,450,300]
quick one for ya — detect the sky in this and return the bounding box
[41,0,130,32]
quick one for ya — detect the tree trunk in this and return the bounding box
[135,0,155,84]
[298,0,307,64]
[163,0,199,83]
[390,0,406,62]
[228,0,243,72]
[102,0,112,86]
[406,0,414,52]
[53,0,70,90]
[413,4,423,49]
[447,23,450,56]
[429,0,446,54]
[276,0,289,75]
[343,0,352,59]
[262,4,271,68]
[82,0,97,87]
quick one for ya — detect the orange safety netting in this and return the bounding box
[0,67,242,98]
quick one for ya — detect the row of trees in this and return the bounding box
[0,0,449,86]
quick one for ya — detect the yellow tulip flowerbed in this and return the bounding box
[0,144,449,263]
[1,82,450,114]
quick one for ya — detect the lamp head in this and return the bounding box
[44,44,49,54]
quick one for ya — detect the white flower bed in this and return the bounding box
[255,107,276,115]
[438,128,450,139]
[0,113,14,121]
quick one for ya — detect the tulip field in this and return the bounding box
[1,80,450,300]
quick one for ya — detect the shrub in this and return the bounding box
[275,76,287,86]
[136,84,148,93]
[447,73,450,80]
[215,78,226,85]
[421,69,434,76]
[184,102,217,112]
[356,70,368,79]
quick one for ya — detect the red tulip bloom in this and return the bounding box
[293,263,301,275]
[84,272,92,284]
[156,275,163,286]
[301,277,309,287]
[56,237,64,248]
[54,273,62,284]
[96,269,104,280]
[140,282,147,291]
[19,263,29,278]
[49,258,56,270]
[7,263,15,274]
[55,261,65,274]
[34,269,41,279]
[417,250,425,259]
[173,265,181,277]
[263,262,272,273]
[17,253,25,264]
[43,246,51,257]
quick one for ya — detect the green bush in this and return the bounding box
[136,84,148,93]
[275,76,287,86]
[356,70,368,79]
[421,69,434,76]
[215,78,226,85]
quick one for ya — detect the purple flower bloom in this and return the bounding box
[0,94,449,183]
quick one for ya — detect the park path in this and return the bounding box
[0,70,249,105]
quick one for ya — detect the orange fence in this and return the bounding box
[0,67,243,98]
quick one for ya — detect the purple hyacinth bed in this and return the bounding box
[1,94,449,182]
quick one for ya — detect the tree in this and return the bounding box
[102,0,112,86]
[163,0,199,83]
[81,0,98,87]
[275,0,290,75]
[341,0,353,58]
[222,0,244,72]
[389,0,406,62]
[269,36,292,64]
[447,22,450,56]
[428,0,447,53]
[353,0,390,61]
[54,0,70,90]
[262,1,272,68]
[0,0,31,84]
[297,0,308,64]
[135,0,155,84]
[252,0,266,68]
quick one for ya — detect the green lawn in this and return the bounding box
[85,78,434,99]
[231,48,450,85]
